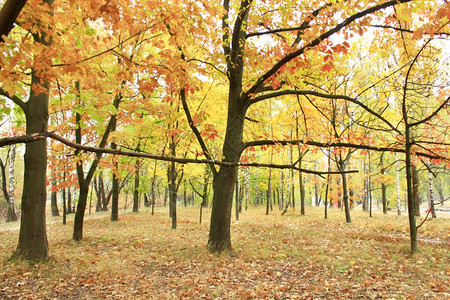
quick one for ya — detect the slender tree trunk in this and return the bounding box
[62,188,66,225]
[324,153,331,219]
[244,167,250,211]
[7,145,17,221]
[133,159,140,213]
[110,109,119,220]
[341,168,351,223]
[73,181,89,241]
[395,155,402,215]
[167,138,177,229]
[111,168,119,221]
[50,178,59,217]
[368,153,372,217]
[235,168,239,221]
[67,186,72,213]
[94,176,102,212]
[151,160,157,216]
[412,164,420,217]
[266,171,271,215]
[428,169,436,218]
[380,154,388,214]
[405,125,417,253]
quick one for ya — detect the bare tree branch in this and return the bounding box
[0,88,26,112]
[249,89,401,134]
[410,96,449,127]
[179,87,218,176]
[245,25,309,38]
[242,138,448,161]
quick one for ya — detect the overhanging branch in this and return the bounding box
[242,138,448,161]
[0,132,358,176]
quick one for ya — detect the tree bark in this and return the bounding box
[73,182,88,241]
[7,145,17,221]
[133,159,140,213]
[111,167,119,221]
[208,94,246,253]
[14,72,49,259]
[50,178,59,217]
[0,0,28,42]
[427,169,436,218]
[412,164,420,217]
[405,125,417,253]
[395,155,402,215]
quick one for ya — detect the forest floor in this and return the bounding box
[0,206,449,299]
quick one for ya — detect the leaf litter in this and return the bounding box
[0,207,448,299]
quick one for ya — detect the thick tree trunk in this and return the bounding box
[0,0,28,42]
[209,166,236,252]
[14,72,49,260]
[208,90,246,253]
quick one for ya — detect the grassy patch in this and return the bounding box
[0,206,449,299]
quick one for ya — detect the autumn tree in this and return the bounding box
[197,0,430,253]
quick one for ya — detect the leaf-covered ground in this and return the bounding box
[0,207,449,299]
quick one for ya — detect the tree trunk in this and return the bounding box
[50,178,59,217]
[380,154,388,214]
[133,159,140,213]
[412,164,420,217]
[94,176,102,212]
[405,126,417,254]
[339,158,351,223]
[235,169,239,221]
[151,160,157,216]
[427,169,436,218]
[395,155,402,216]
[168,162,177,229]
[111,168,119,221]
[7,145,17,221]
[110,109,119,220]
[14,72,50,260]
[67,186,72,213]
[73,182,89,241]
[208,87,246,253]
[62,188,66,225]
[244,167,250,211]
[322,152,331,218]
[266,166,272,215]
